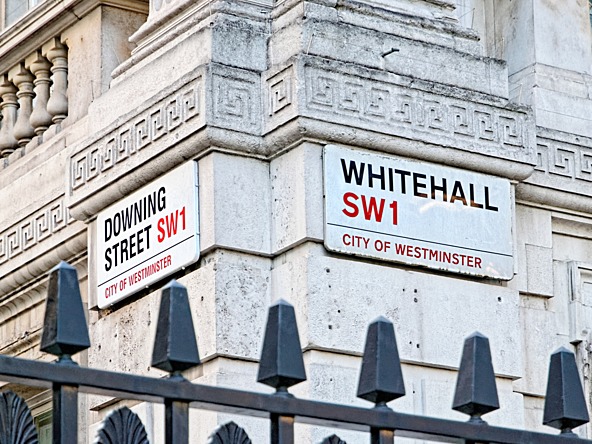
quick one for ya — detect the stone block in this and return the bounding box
[513,295,568,397]
[525,244,553,297]
[515,205,552,248]
[271,243,522,378]
[270,142,324,253]
[198,152,271,255]
[181,250,271,361]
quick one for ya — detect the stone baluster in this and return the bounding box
[9,63,35,147]
[43,38,68,125]
[0,75,19,157]
[26,51,53,136]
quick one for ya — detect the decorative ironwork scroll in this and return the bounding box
[320,435,347,444]
[0,391,38,444]
[207,421,252,444]
[94,406,149,444]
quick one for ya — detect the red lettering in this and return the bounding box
[342,192,359,218]
[389,200,398,225]
[362,196,385,222]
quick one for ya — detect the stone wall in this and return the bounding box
[2,0,592,442]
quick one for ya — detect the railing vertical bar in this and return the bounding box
[271,413,295,444]
[53,383,79,444]
[370,428,394,444]
[165,399,189,444]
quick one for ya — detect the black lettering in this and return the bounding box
[158,186,166,211]
[105,219,112,242]
[147,193,157,216]
[134,201,142,225]
[113,213,121,237]
[120,238,129,263]
[129,233,136,259]
[137,228,145,254]
[469,184,484,209]
[105,248,112,272]
[430,176,447,201]
[450,181,468,206]
[123,207,133,232]
[484,186,498,211]
[112,243,120,267]
[367,164,385,190]
[144,225,151,250]
[340,159,365,185]
[394,169,411,194]
[413,173,428,198]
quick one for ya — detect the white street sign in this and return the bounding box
[324,145,513,279]
[96,161,199,308]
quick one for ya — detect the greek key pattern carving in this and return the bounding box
[212,72,259,132]
[70,80,201,191]
[0,198,72,265]
[267,66,293,115]
[535,139,592,182]
[304,66,528,152]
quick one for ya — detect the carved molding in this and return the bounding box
[533,138,592,185]
[517,127,592,212]
[211,68,260,134]
[94,406,149,444]
[0,391,38,444]
[297,59,534,165]
[70,76,202,192]
[207,421,252,444]
[0,197,73,266]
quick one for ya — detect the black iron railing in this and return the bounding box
[0,261,590,443]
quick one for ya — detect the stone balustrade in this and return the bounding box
[0,37,68,158]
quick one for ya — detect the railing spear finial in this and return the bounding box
[357,316,403,444]
[543,347,589,436]
[257,299,306,394]
[452,332,499,424]
[356,316,405,406]
[151,280,200,377]
[40,261,90,364]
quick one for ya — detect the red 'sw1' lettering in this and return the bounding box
[342,192,398,225]
[157,207,186,242]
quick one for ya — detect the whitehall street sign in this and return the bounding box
[96,161,199,308]
[324,145,514,279]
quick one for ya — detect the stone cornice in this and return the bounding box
[67,56,535,221]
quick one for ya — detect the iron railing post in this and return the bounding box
[53,383,79,444]
[165,399,189,444]
[271,413,295,444]
[39,262,90,444]
[257,300,306,444]
[357,317,404,444]
[371,428,394,444]
[152,281,201,444]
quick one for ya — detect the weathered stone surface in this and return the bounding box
[271,242,522,378]
[270,142,324,253]
[199,152,271,255]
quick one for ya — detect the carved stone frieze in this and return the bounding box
[69,54,535,221]
[516,127,592,212]
[68,64,262,218]
[0,197,72,266]
[70,73,203,193]
[265,56,535,168]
